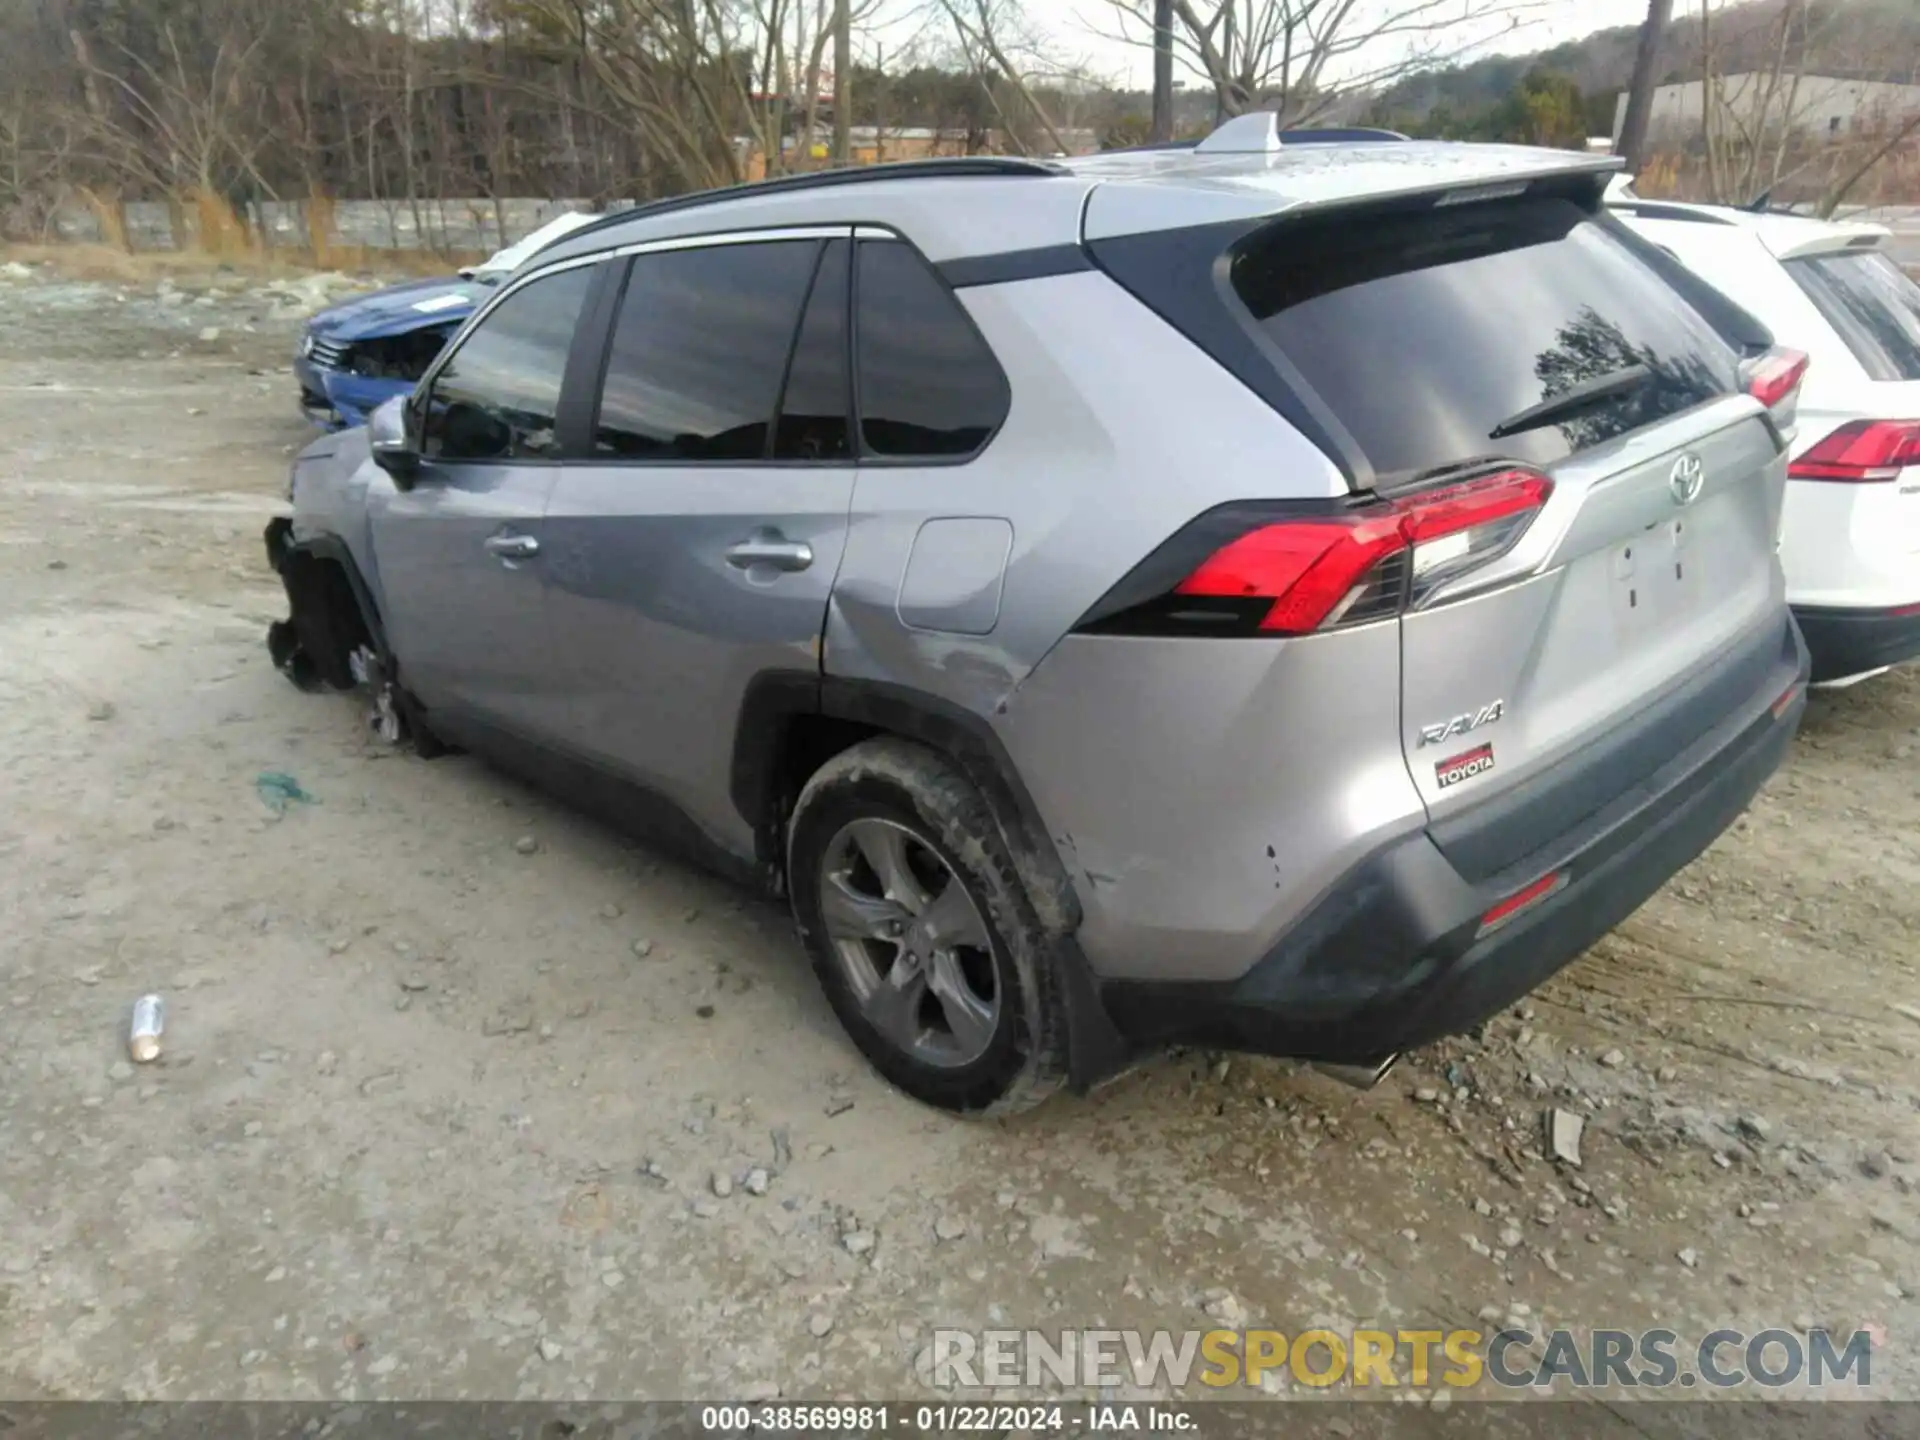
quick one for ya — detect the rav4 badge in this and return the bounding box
[1418,700,1504,747]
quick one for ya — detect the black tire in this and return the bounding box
[788,738,1067,1116]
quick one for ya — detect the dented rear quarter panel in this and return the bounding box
[818,270,1399,986]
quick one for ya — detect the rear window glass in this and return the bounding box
[1785,251,1920,382]
[1230,198,1739,477]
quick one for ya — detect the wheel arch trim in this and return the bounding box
[266,518,391,662]
[731,670,1082,935]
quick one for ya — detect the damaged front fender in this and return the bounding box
[265,518,447,757]
[264,517,381,693]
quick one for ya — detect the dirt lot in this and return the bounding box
[1,254,1918,1410]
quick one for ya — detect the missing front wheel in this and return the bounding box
[355,646,406,746]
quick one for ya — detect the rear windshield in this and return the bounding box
[1230,198,1739,478]
[1784,251,1920,382]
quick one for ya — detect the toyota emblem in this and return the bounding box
[1669,452,1704,506]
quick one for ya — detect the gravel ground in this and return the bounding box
[1,255,1917,1409]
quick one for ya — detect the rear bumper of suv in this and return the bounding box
[1794,602,1920,684]
[1099,616,1810,1065]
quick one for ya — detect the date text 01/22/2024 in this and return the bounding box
[698,1404,1196,1433]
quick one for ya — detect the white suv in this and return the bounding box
[1613,185,1920,685]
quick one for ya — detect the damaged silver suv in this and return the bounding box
[268,119,1811,1114]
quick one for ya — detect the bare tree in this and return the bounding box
[1818,109,1920,218]
[1096,0,1549,124]
[506,0,747,190]
[68,10,279,243]
[1699,0,1817,204]
[932,0,1077,154]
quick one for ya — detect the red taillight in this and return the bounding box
[1172,469,1551,635]
[1477,870,1567,937]
[1743,347,1809,409]
[1398,473,1551,544]
[1174,513,1404,633]
[1787,420,1920,483]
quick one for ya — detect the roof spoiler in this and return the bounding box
[1195,113,1409,154]
[1775,227,1892,262]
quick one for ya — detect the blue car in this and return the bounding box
[293,212,594,428]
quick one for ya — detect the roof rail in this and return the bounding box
[537,156,1068,255]
[1096,139,1202,156]
[1611,200,1738,226]
[1275,126,1410,143]
[1095,128,1404,159]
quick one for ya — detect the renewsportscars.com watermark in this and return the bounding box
[925,1327,1877,1392]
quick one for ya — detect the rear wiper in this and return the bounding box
[1488,363,1652,440]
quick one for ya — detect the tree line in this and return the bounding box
[0,0,1130,240]
[0,0,1577,245]
[2,0,1912,246]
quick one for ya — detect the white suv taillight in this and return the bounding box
[1788,420,1920,483]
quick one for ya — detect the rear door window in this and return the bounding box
[774,238,853,461]
[594,240,820,461]
[1229,198,1739,478]
[1784,251,1920,382]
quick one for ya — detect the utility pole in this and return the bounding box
[833,0,852,166]
[1150,0,1174,143]
[1215,5,1234,124]
[1616,0,1674,174]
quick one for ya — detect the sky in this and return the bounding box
[921,0,1662,93]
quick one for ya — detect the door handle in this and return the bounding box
[484,533,540,561]
[726,534,813,572]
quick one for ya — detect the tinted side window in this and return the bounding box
[856,240,1009,459]
[1786,251,1920,382]
[774,239,852,461]
[595,240,820,461]
[1227,198,1738,476]
[426,265,592,461]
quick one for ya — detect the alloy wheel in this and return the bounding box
[817,817,999,1069]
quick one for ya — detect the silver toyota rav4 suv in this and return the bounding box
[267,117,1812,1114]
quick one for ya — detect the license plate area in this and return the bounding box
[1612,515,1698,624]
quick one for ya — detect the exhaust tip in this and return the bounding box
[1313,1054,1401,1090]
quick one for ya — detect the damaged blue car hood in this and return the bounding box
[306,276,488,343]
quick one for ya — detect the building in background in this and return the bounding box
[1613,74,1920,146]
